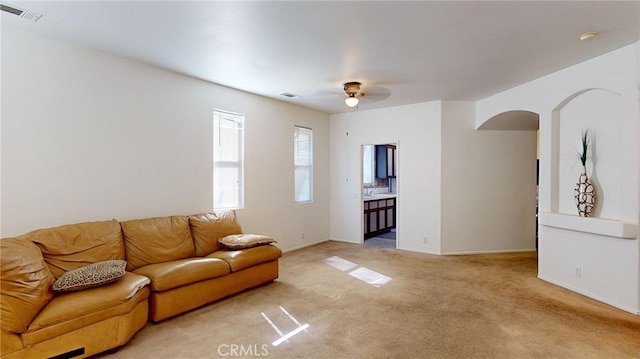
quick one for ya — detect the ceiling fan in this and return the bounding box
[343,82,362,108]
[342,81,390,109]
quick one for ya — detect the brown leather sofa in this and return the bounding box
[0,211,282,359]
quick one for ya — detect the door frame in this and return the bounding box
[360,140,399,248]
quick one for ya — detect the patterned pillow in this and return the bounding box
[52,260,127,292]
[218,234,276,250]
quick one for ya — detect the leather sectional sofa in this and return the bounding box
[0,211,282,359]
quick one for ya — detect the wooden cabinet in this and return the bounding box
[375,145,396,179]
[364,197,396,239]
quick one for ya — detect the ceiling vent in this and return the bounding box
[1,3,42,22]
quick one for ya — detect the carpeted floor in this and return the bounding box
[95,241,640,359]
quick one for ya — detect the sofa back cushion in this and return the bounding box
[121,216,195,270]
[26,219,125,278]
[1,237,55,333]
[189,211,243,256]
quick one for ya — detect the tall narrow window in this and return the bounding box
[213,110,244,209]
[294,126,313,203]
[362,145,375,185]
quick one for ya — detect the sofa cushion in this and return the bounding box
[189,211,243,256]
[23,272,150,346]
[52,260,127,292]
[121,216,195,270]
[133,258,230,292]
[25,219,125,278]
[219,234,277,250]
[0,238,56,334]
[207,245,282,272]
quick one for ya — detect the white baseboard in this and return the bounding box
[442,248,537,255]
[396,247,440,255]
[282,239,330,253]
[328,238,360,244]
[537,274,640,315]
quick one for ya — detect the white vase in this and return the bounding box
[574,171,596,217]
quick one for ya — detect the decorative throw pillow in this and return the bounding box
[218,234,276,250]
[52,260,127,292]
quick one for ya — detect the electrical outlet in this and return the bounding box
[422,236,428,244]
[574,267,582,278]
[301,232,305,239]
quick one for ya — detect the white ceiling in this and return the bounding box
[2,1,638,114]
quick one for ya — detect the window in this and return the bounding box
[294,126,313,203]
[362,145,375,185]
[213,110,244,209]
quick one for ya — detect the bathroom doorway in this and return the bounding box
[362,143,397,249]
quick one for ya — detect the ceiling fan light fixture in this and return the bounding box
[344,82,361,108]
[345,95,359,108]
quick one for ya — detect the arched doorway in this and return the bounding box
[478,110,540,249]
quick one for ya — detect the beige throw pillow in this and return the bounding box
[52,260,127,292]
[218,234,276,250]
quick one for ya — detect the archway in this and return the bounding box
[478,110,540,248]
[478,110,539,131]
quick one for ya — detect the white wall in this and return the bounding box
[329,100,537,255]
[1,24,330,252]
[477,43,639,220]
[476,42,640,314]
[557,89,624,219]
[538,226,638,313]
[329,102,442,254]
[441,101,537,254]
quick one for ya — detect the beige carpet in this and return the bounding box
[95,241,640,358]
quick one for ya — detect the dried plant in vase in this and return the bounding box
[574,129,596,217]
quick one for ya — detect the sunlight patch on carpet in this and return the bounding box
[261,306,310,347]
[323,255,357,271]
[348,267,392,287]
[324,256,392,287]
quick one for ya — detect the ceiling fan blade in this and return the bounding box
[303,82,391,107]
[359,86,391,103]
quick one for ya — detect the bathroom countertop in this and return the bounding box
[363,193,397,200]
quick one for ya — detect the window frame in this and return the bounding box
[294,125,313,204]
[362,144,375,186]
[213,109,245,210]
